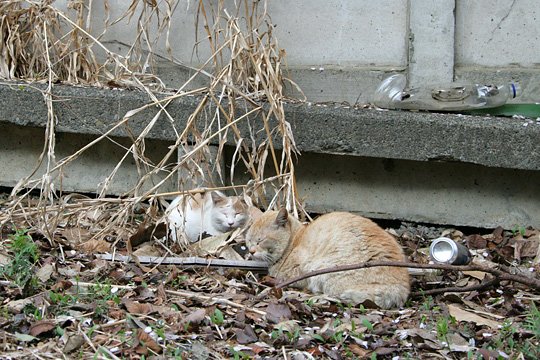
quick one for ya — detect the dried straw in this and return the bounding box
[0,0,303,250]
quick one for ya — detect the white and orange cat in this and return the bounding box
[166,191,250,243]
[245,209,410,309]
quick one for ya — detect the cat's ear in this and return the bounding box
[275,208,289,227]
[210,191,225,204]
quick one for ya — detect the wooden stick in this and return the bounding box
[276,261,540,291]
[96,254,268,272]
[411,277,500,298]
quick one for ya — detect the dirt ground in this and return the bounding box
[0,196,539,359]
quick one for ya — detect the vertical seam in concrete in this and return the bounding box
[406,0,412,85]
[451,0,457,82]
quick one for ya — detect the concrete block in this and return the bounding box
[1,82,538,229]
[228,149,540,229]
[408,0,455,86]
[292,153,540,229]
[456,0,540,67]
[0,123,176,196]
[0,83,538,171]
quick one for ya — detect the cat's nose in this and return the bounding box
[248,247,256,254]
[227,221,235,227]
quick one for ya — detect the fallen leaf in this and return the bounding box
[132,243,162,257]
[235,325,258,344]
[448,304,500,329]
[273,319,301,333]
[347,343,370,357]
[129,222,167,248]
[520,237,540,258]
[374,347,396,356]
[192,232,233,257]
[60,227,92,246]
[477,348,501,360]
[184,308,206,325]
[124,300,154,315]
[492,227,505,244]
[466,234,487,249]
[14,333,37,342]
[463,270,487,280]
[50,280,73,292]
[78,239,110,253]
[0,253,11,266]
[35,263,55,282]
[63,334,85,354]
[7,293,47,313]
[29,320,56,337]
[135,329,162,354]
[265,302,292,324]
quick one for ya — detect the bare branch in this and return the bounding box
[275,261,540,291]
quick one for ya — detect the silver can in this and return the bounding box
[429,237,471,265]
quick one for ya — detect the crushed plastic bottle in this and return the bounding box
[373,74,522,111]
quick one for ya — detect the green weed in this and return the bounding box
[210,308,224,325]
[0,228,40,294]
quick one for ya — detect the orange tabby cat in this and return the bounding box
[245,209,410,309]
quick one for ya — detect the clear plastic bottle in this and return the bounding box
[373,74,522,111]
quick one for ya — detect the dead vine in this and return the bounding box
[276,260,540,292]
[0,0,303,249]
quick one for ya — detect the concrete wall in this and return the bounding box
[1,1,539,229]
[71,0,540,103]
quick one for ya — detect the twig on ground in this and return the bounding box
[71,280,266,316]
[165,289,266,316]
[276,261,540,291]
[411,277,500,298]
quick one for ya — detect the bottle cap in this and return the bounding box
[510,83,522,98]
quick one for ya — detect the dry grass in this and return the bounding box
[0,0,302,248]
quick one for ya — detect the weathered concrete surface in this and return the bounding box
[456,1,540,67]
[408,0,455,87]
[50,1,540,104]
[228,151,540,229]
[1,82,538,171]
[1,82,538,228]
[0,122,176,195]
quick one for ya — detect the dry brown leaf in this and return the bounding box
[50,280,73,292]
[129,223,167,248]
[35,263,55,282]
[235,325,258,344]
[29,320,56,337]
[132,243,162,257]
[6,292,47,313]
[463,270,487,280]
[520,237,540,258]
[63,334,85,354]
[448,304,500,329]
[348,343,371,357]
[78,239,111,253]
[135,329,162,354]
[265,302,292,324]
[124,300,154,315]
[466,234,487,249]
[184,308,207,325]
[60,227,92,246]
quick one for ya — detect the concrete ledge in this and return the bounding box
[1,81,538,171]
[1,82,539,229]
